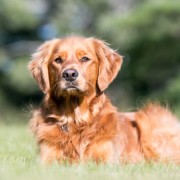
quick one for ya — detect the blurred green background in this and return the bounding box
[0,0,180,124]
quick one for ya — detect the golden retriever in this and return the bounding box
[28,36,180,164]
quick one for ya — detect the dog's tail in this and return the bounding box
[135,103,180,163]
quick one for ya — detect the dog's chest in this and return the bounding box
[58,123,95,161]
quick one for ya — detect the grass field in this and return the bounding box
[0,124,180,180]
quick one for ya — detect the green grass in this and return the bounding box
[0,125,180,180]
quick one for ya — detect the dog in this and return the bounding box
[28,36,180,164]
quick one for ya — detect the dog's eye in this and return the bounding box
[54,57,63,64]
[81,56,90,62]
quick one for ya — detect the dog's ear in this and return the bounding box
[93,39,123,92]
[28,39,59,94]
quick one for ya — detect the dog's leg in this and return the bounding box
[136,104,180,163]
[119,112,158,161]
[135,110,159,161]
[39,143,62,165]
[85,140,120,164]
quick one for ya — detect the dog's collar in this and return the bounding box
[61,124,69,133]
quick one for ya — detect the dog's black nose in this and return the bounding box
[62,69,78,82]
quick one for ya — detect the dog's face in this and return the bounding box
[48,37,99,97]
[28,36,123,98]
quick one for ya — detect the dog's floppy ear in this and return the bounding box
[28,39,59,94]
[93,39,123,92]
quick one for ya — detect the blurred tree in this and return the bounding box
[0,0,180,123]
[51,0,111,35]
[0,0,62,123]
[97,0,180,111]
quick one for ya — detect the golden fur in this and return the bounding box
[28,36,180,164]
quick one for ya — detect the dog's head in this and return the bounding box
[28,36,123,98]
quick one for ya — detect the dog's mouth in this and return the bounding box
[62,85,84,97]
[55,80,87,97]
[66,85,79,91]
[63,82,83,93]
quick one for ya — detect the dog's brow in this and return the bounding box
[53,41,62,53]
[76,49,87,56]
[53,48,58,54]
[59,51,67,59]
